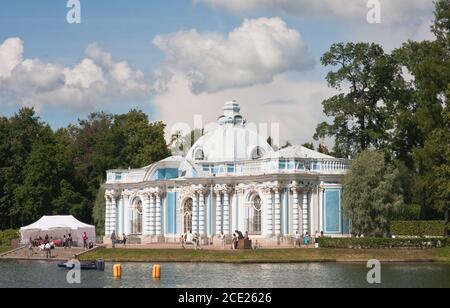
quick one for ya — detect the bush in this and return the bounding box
[391,221,444,237]
[317,237,448,249]
[0,229,19,246]
[392,204,421,221]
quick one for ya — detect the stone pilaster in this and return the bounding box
[192,192,199,235]
[263,186,273,236]
[149,193,156,236]
[274,187,281,236]
[290,182,300,234]
[155,193,162,236]
[110,196,116,235]
[198,188,206,237]
[302,189,309,235]
[105,196,111,237]
[223,187,230,235]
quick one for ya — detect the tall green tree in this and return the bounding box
[342,150,403,237]
[314,42,402,158]
[392,1,450,219]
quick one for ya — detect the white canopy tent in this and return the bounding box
[20,216,96,245]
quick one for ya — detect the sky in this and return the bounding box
[0,0,436,145]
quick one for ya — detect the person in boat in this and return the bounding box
[67,255,80,267]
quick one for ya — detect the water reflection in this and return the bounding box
[0,261,449,288]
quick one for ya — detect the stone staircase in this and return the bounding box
[127,235,142,245]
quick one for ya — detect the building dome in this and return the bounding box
[185,101,274,162]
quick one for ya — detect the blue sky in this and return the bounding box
[0,0,436,143]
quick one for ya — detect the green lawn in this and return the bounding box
[0,246,11,255]
[81,247,450,263]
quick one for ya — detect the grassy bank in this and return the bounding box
[81,247,450,263]
[0,246,11,255]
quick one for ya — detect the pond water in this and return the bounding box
[0,261,449,288]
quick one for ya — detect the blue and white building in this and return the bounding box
[104,101,351,244]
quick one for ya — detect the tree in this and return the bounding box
[342,150,403,237]
[301,142,314,150]
[392,1,450,219]
[170,129,205,156]
[92,187,106,237]
[12,132,61,225]
[281,141,292,149]
[413,99,450,236]
[315,42,401,158]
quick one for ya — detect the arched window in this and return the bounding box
[251,147,265,160]
[183,199,193,233]
[247,195,262,235]
[194,148,205,161]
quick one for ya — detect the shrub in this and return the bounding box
[317,237,448,249]
[0,229,20,247]
[392,204,421,221]
[391,221,444,237]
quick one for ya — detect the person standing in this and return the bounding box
[67,233,73,248]
[231,234,237,250]
[111,231,116,249]
[219,232,225,250]
[122,233,127,248]
[82,232,88,249]
[45,243,51,259]
[304,232,310,246]
[294,231,301,248]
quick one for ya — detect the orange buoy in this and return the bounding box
[113,264,122,278]
[152,264,161,279]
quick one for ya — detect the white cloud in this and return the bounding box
[0,38,155,112]
[0,37,24,80]
[153,72,335,145]
[195,0,434,24]
[153,17,314,94]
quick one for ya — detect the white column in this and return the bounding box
[110,197,117,234]
[264,188,273,236]
[105,196,111,236]
[215,191,222,235]
[274,189,281,236]
[199,191,206,236]
[142,194,150,236]
[223,190,230,235]
[117,196,123,235]
[292,189,300,234]
[303,191,309,235]
[156,193,162,236]
[149,194,156,236]
[192,193,199,235]
[123,195,131,235]
[319,186,324,233]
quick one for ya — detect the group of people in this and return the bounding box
[293,230,323,248]
[28,234,56,258]
[28,232,94,259]
[110,231,127,249]
[180,231,201,250]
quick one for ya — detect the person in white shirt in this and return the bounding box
[294,231,301,248]
[219,232,225,250]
